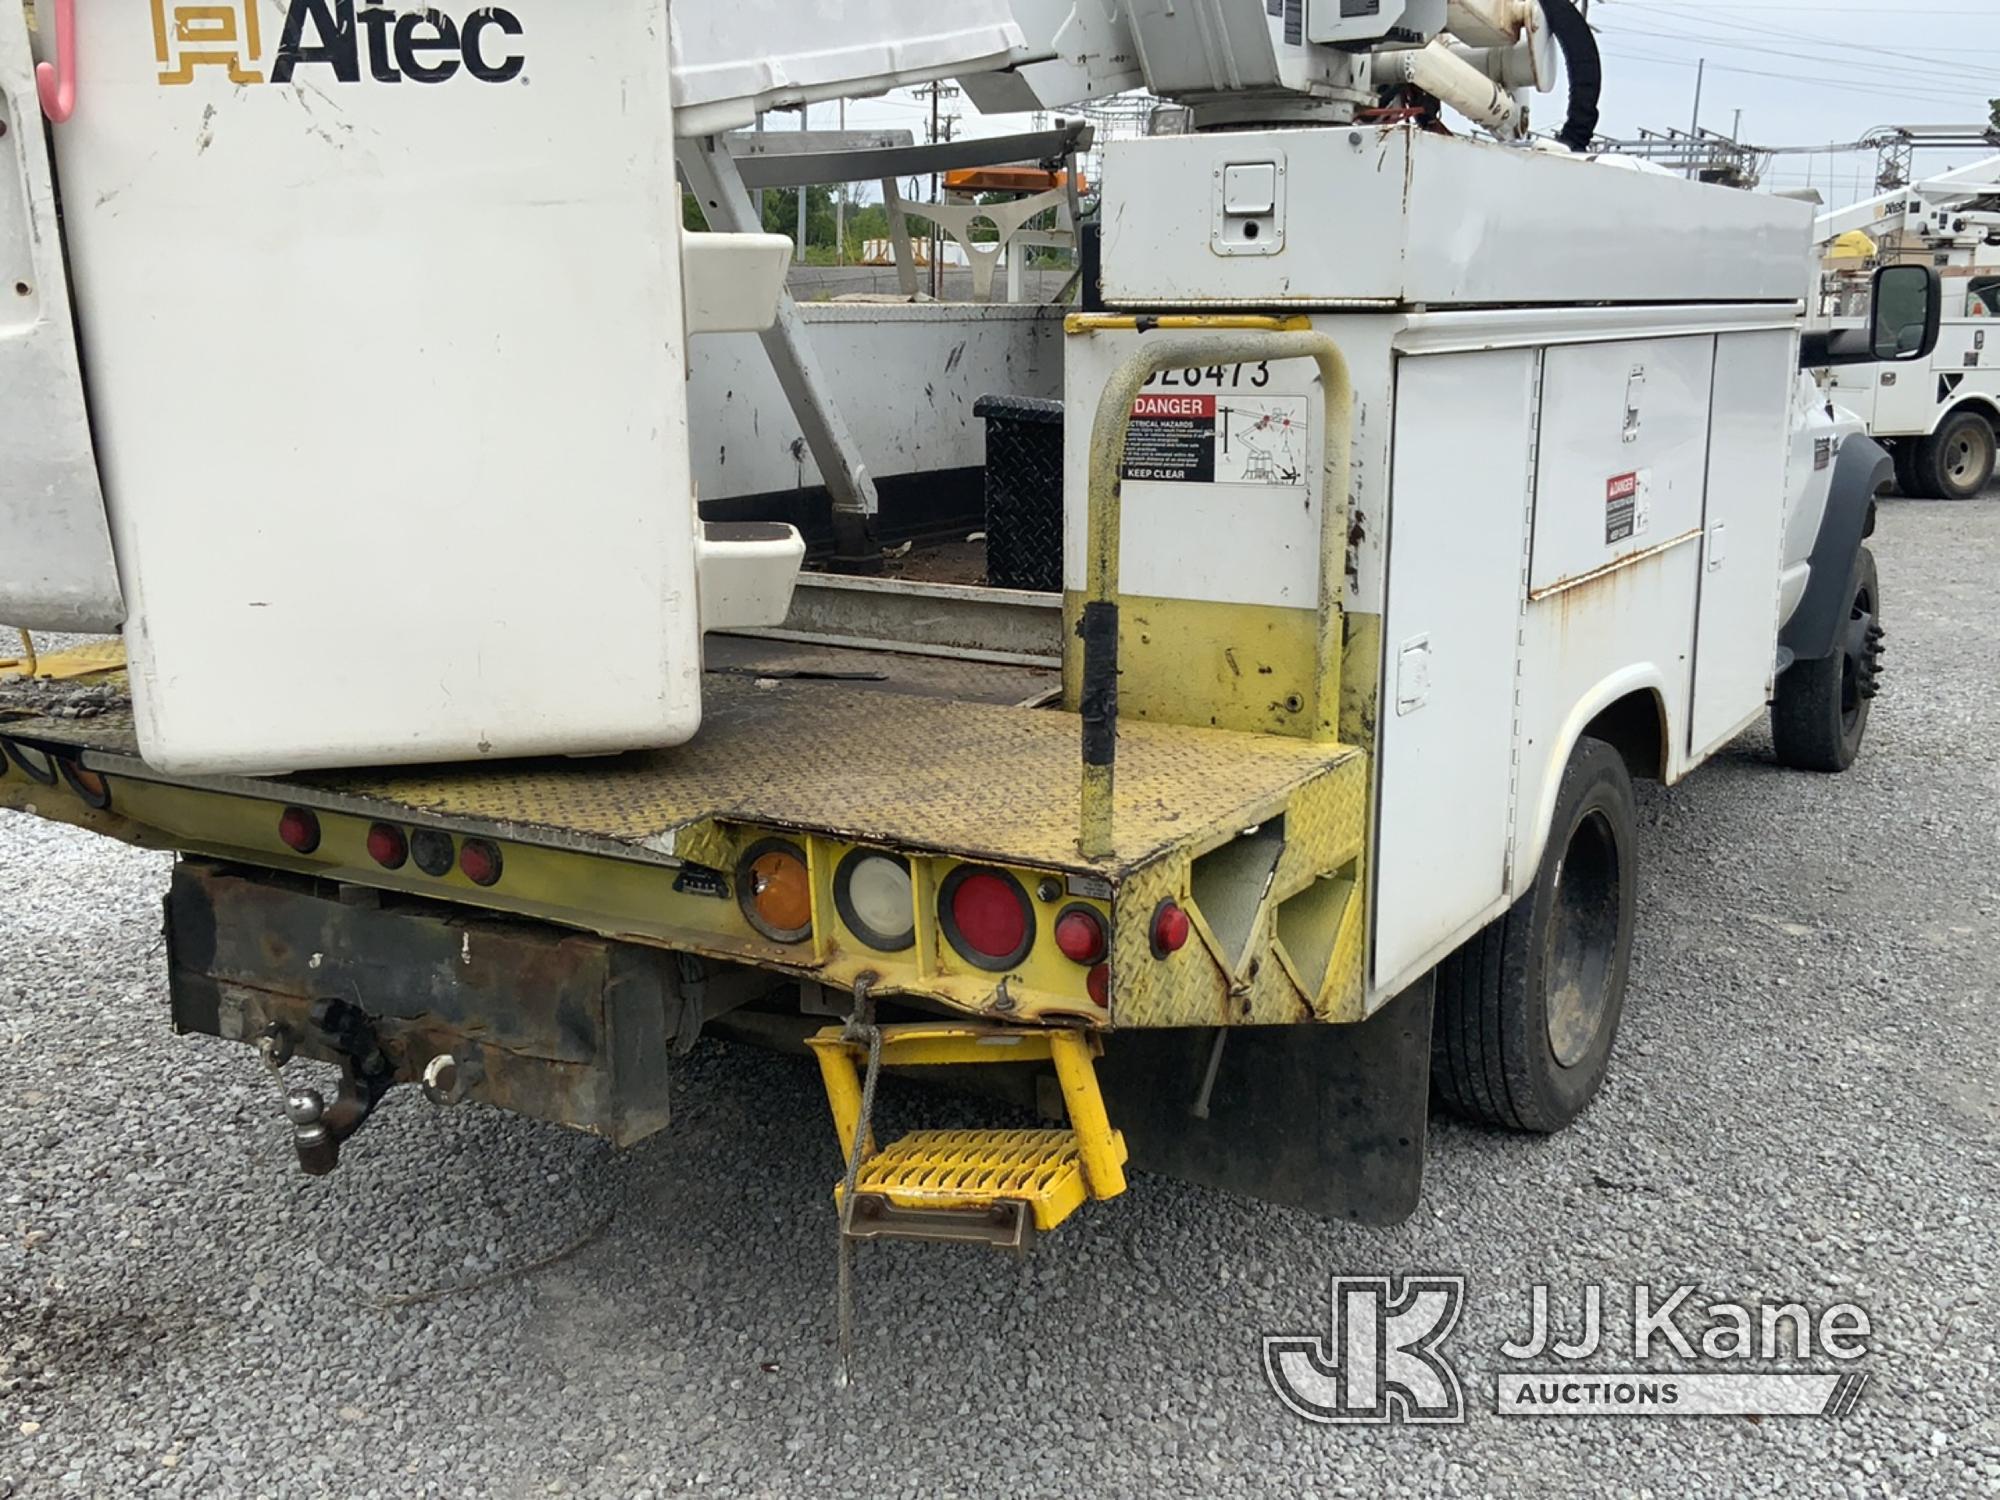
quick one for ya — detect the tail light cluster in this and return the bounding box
[0,738,116,811]
[2,739,57,786]
[274,807,503,888]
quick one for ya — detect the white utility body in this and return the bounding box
[1072,125,1851,1001]
[1815,155,2000,500]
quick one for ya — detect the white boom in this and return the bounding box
[1815,154,2000,246]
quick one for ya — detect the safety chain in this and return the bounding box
[834,973,881,1387]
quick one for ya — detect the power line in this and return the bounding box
[1600,48,1987,108]
[1600,20,2000,91]
[1618,0,2000,69]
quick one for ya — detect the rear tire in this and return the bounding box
[1431,736,1636,1134]
[1891,440,1923,498]
[1913,410,1996,500]
[1772,546,1881,774]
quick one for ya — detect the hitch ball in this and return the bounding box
[286,1088,339,1176]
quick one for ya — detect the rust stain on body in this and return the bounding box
[1529,528,1703,606]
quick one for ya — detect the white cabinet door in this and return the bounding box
[0,11,121,632]
[53,1,702,774]
[1373,348,1536,993]
[1690,329,1795,759]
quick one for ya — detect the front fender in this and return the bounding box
[1780,435,1889,664]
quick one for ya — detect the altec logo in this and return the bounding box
[152,1,525,88]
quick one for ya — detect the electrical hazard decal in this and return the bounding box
[1605,470,1652,545]
[1122,392,1310,487]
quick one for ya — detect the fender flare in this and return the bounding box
[1512,666,1672,894]
[1926,390,2000,438]
[1780,435,1889,665]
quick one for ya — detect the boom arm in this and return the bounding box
[1815,153,2000,246]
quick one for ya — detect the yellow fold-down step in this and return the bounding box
[842,1127,1104,1247]
[808,1023,1128,1248]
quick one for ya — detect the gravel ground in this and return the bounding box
[3,494,1998,1499]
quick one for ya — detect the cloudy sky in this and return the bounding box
[824,1,2000,211]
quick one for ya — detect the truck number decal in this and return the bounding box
[1141,363,1273,390]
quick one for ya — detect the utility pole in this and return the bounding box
[836,98,847,266]
[1732,108,1742,145]
[928,82,943,300]
[1686,58,1705,179]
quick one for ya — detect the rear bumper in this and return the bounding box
[164,860,728,1148]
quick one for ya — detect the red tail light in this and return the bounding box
[1151,900,1191,957]
[459,839,504,888]
[366,824,408,870]
[941,867,1033,970]
[277,807,321,854]
[1054,907,1107,965]
[1087,964,1110,1008]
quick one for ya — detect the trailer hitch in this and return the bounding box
[257,998,397,1177]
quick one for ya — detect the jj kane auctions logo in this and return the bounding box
[152,1,525,88]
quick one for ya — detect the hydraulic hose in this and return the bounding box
[1539,0,1602,154]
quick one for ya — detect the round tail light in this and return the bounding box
[366,824,409,870]
[459,839,504,888]
[277,806,321,854]
[940,866,1034,971]
[1053,906,1107,965]
[1151,899,1191,957]
[1087,963,1110,1008]
[737,839,812,943]
[59,760,111,809]
[3,740,57,786]
[410,828,455,877]
[834,849,915,952]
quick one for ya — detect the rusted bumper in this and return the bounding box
[165,860,698,1148]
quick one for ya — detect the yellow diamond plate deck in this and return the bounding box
[2,654,1362,878]
[848,1128,1093,1232]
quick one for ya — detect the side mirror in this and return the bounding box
[1803,264,1943,369]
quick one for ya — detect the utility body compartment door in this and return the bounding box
[1372,348,1535,994]
[0,13,122,632]
[1689,329,1795,759]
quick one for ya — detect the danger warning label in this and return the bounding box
[1123,393,1218,483]
[1605,470,1651,544]
[1122,392,1310,487]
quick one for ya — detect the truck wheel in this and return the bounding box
[1431,736,1636,1134]
[1914,410,1996,500]
[1771,545,1881,773]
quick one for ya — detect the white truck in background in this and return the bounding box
[1816,155,2000,500]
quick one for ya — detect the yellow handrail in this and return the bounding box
[1070,323,1355,859]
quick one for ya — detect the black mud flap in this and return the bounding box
[166,859,681,1148]
[1096,976,1435,1226]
